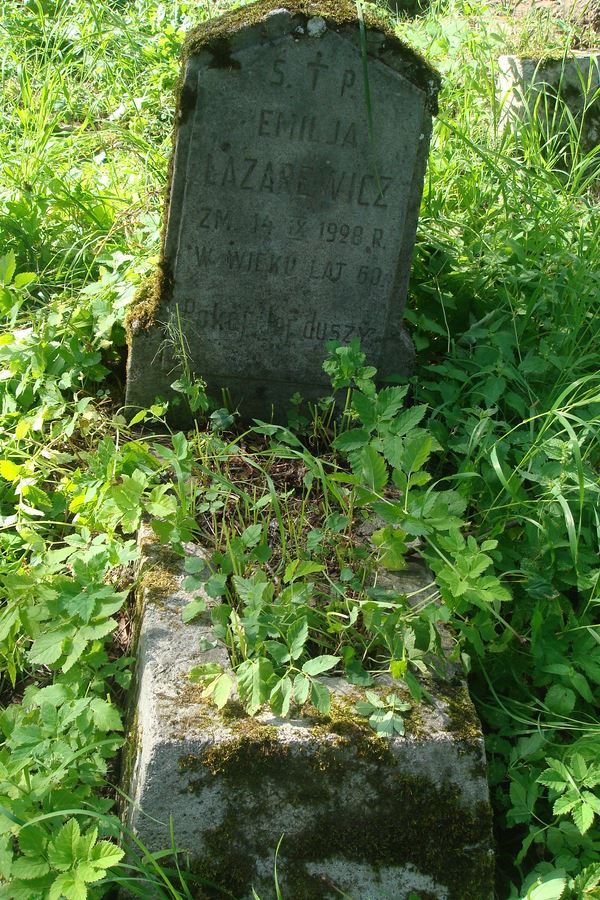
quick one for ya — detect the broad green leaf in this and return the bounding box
[89,840,125,870]
[49,872,87,900]
[401,430,433,474]
[205,573,228,598]
[527,872,567,900]
[310,679,330,714]
[28,629,71,666]
[204,673,233,709]
[18,825,48,857]
[189,663,223,683]
[284,560,324,584]
[389,404,428,437]
[288,617,308,660]
[11,857,50,879]
[241,524,263,547]
[573,800,595,834]
[357,445,388,493]
[293,673,310,705]
[264,641,290,666]
[332,428,370,452]
[0,251,16,285]
[182,597,206,623]
[302,655,340,676]
[545,684,576,716]
[237,657,275,715]
[48,819,80,871]
[185,556,206,575]
[270,676,293,717]
[90,698,122,732]
[0,459,22,481]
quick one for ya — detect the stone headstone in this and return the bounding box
[126,0,440,422]
[497,53,599,155]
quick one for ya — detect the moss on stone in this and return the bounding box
[178,693,493,899]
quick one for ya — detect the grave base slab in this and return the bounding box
[124,530,494,899]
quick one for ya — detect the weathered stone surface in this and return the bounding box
[125,0,440,422]
[124,528,494,899]
[497,53,600,152]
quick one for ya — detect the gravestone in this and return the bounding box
[497,53,599,155]
[125,0,440,421]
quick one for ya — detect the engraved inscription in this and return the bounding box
[203,153,392,207]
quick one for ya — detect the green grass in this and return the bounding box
[0,0,599,897]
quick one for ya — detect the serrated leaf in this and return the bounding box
[90,699,122,732]
[182,597,206,623]
[310,679,330,714]
[288,617,308,660]
[0,251,16,286]
[293,673,310,705]
[401,430,433,474]
[573,800,595,834]
[389,404,428,436]
[357,445,388,493]
[184,555,206,575]
[241,523,262,547]
[28,629,71,666]
[0,459,22,481]
[204,673,232,709]
[332,428,371,452]
[189,662,223,683]
[545,684,576,716]
[302,655,340,676]
[48,819,80,871]
[270,676,293,717]
[89,840,125,870]
[11,857,50,879]
[237,657,275,716]
[205,573,228,598]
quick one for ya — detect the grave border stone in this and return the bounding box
[123,525,494,899]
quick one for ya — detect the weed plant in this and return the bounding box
[0,0,598,898]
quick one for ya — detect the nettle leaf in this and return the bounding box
[237,657,275,715]
[302,655,340,676]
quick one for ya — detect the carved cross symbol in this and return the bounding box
[307,51,329,91]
